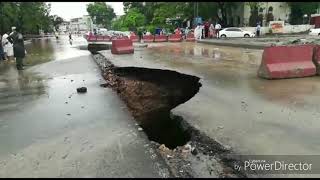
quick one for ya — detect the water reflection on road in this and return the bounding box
[23,35,88,66]
[0,35,89,112]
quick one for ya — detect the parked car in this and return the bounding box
[219,27,255,38]
[309,28,320,36]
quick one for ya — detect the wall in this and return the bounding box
[283,24,315,33]
[241,24,315,35]
[242,2,291,27]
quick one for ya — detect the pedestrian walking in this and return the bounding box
[69,32,72,40]
[2,30,14,61]
[256,23,261,37]
[7,27,26,70]
[215,22,222,38]
[55,31,59,40]
[137,28,143,43]
[69,32,73,45]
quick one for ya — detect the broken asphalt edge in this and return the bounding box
[90,50,252,178]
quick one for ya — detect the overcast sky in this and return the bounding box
[49,2,124,21]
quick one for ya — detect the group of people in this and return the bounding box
[0,27,26,70]
[194,21,222,40]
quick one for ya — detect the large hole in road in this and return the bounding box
[93,53,244,177]
[101,65,202,149]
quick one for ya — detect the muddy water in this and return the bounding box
[103,42,320,159]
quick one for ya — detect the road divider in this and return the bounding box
[111,39,134,55]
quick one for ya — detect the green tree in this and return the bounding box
[51,15,64,31]
[87,2,116,29]
[123,8,145,31]
[0,2,19,33]
[288,2,320,25]
[0,2,53,34]
[111,8,145,31]
[246,2,260,26]
[123,2,144,13]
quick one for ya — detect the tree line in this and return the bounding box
[0,2,64,35]
[86,2,320,33]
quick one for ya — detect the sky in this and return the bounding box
[49,2,124,21]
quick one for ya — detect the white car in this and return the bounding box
[219,27,255,38]
[309,28,320,36]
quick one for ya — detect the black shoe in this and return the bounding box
[17,67,24,70]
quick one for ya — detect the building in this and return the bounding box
[230,2,291,27]
[58,21,70,33]
[69,15,93,33]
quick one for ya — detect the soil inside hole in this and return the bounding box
[141,112,191,149]
[101,66,201,149]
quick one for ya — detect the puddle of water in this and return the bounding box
[23,35,89,66]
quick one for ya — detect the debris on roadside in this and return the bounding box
[272,38,320,46]
[77,87,87,93]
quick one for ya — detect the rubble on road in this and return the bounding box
[272,38,320,46]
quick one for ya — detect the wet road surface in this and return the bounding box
[0,36,170,177]
[100,41,320,157]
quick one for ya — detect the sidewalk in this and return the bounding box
[197,33,315,49]
[197,38,270,49]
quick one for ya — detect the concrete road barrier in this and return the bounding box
[96,35,104,41]
[168,34,182,42]
[111,39,134,55]
[87,35,97,41]
[130,35,139,42]
[143,35,154,42]
[186,33,195,41]
[154,35,168,42]
[258,45,317,79]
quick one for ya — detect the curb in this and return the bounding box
[197,40,268,50]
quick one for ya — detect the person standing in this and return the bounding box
[137,28,143,43]
[7,27,26,70]
[0,34,5,61]
[204,21,210,38]
[2,30,13,61]
[194,23,202,40]
[174,27,181,35]
[256,23,261,37]
[215,22,222,38]
[184,27,190,39]
[200,23,205,39]
[209,23,215,38]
